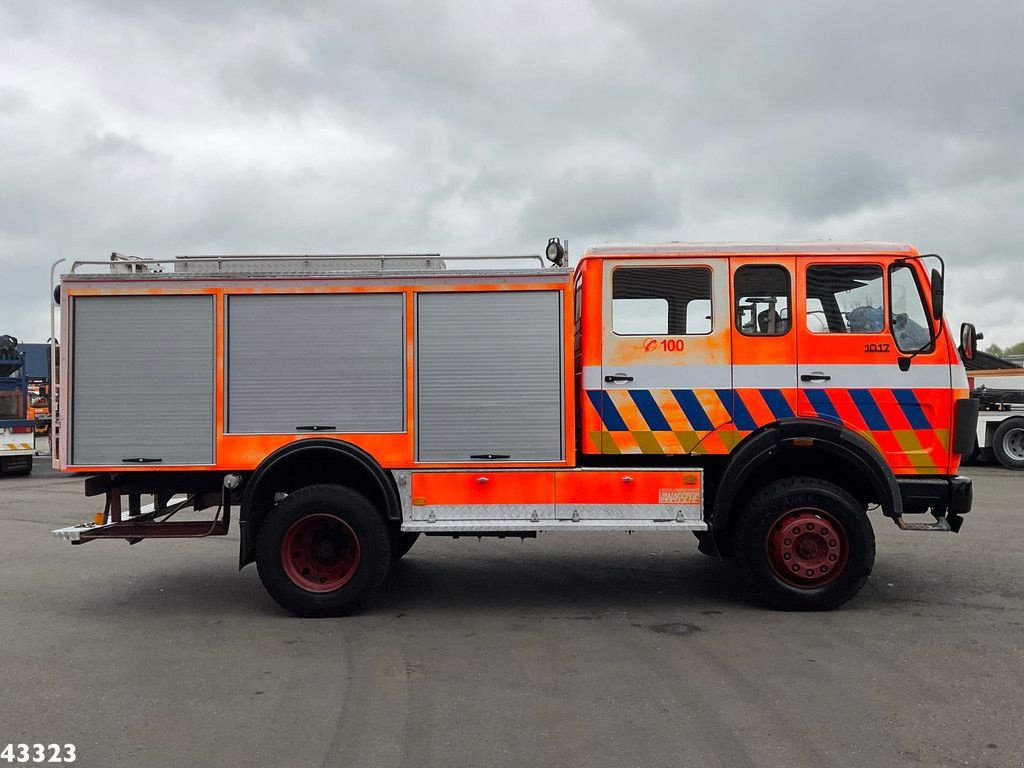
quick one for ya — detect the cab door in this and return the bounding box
[729,257,798,434]
[796,257,950,474]
[596,257,732,455]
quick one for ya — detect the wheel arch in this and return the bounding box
[238,439,400,569]
[710,418,901,535]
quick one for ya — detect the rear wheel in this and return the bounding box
[256,484,391,617]
[0,456,32,476]
[733,477,875,611]
[992,418,1024,470]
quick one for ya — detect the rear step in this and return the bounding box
[893,512,962,533]
[53,494,229,544]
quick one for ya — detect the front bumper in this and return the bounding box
[896,475,973,531]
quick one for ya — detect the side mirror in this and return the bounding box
[930,267,944,321]
[959,322,977,361]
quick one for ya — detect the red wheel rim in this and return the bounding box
[281,514,361,593]
[765,507,849,589]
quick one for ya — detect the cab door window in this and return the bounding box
[805,265,884,334]
[889,264,933,352]
[612,267,712,336]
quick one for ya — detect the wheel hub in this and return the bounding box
[766,509,849,589]
[281,514,361,593]
[1004,428,1024,461]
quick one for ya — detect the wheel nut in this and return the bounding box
[828,554,837,562]
[784,538,792,545]
[820,565,828,573]
[805,569,813,577]
[792,565,799,572]
[829,539,837,547]
[783,553,791,560]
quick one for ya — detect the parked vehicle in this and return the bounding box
[0,335,34,476]
[967,369,1024,469]
[27,386,51,436]
[49,243,978,614]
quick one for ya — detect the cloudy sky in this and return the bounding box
[2,1,1023,347]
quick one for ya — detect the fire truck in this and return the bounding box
[49,243,979,615]
[0,335,34,476]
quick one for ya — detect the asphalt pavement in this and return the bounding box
[0,458,1021,768]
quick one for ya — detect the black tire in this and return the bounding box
[256,484,391,617]
[0,456,32,476]
[732,477,875,611]
[992,418,1024,470]
[390,530,420,561]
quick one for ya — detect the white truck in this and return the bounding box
[968,369,1024,469]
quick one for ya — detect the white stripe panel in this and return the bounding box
[584,363,953,390]
[583,364,793,389]
[951,364,969,389]
[797,364,951,389]
[732,364,795,388]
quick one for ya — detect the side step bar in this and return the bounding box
[53,494,229,544]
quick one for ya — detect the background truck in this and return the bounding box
[0,335,35,475]
[967,369,1024,469]
[49,243,978,615]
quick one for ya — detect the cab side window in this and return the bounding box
[890,264,933,352]
[735,265,790,336]
[806,265,884,334]
[612,267,712,335]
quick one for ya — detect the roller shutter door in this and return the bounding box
[71,295,215,465]
[417,291,563,462]
[227,293,405,433]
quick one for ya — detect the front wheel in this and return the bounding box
[732,477,875,611]
[256,484,391,617]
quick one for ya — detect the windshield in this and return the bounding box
[0,389,24,419]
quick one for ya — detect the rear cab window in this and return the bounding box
[612,267,712,336]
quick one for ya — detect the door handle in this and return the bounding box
[604,373,634,383]
[800,373,831,382]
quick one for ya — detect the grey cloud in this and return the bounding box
[1,0,1023,348]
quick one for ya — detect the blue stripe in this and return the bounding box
[629,390,671,431]
[849,389,888,431]
[893,389,930,429]
[588,389,628,432]
[804,389,842,424]
[671,389,714,431]
[760,389,794,419]
[717,389,757,431]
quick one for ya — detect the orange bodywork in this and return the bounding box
[408,468,701,509]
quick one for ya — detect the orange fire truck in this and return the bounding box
[50,243,979,615]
